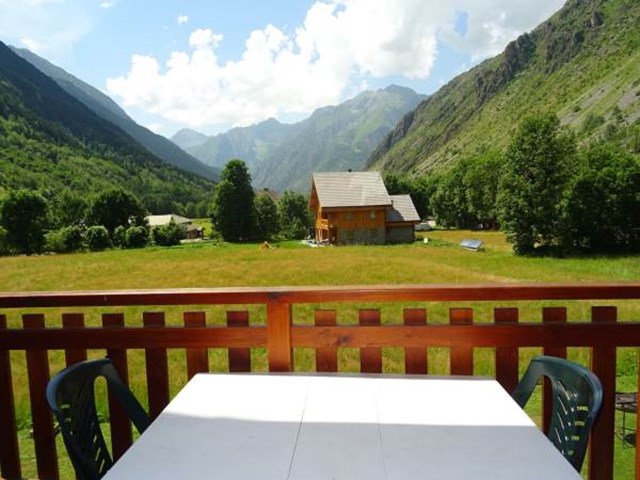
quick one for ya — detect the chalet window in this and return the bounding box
[346,212,353,220]
[370,211,376,219]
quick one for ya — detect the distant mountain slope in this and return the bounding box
[177,118,300,171]
[171,128,210,151]
[11,46,219,181]
[175,85,424,192]
[368,0,640,174]
[0,41,213,211]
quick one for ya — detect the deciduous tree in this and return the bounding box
[497,114,576,254]
[561,143,640,252]
[278,191,310,240]
[254,194,279,240]
[89,188,146,234]
[0,189,48,254]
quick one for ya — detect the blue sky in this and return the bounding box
[0,0,564,137]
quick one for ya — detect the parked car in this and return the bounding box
[414,222,432,231]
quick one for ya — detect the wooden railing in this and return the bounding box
[1,283,639,480]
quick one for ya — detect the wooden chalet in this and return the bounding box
[309,172,419,244]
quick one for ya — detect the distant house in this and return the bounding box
[145,214,204,240]
[309,172,420,245]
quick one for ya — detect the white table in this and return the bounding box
[104,374,581,479]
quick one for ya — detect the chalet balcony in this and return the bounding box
[1,283,639,479]
[316,218,330,229]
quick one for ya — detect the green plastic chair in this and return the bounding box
[46,358,150,480]
[512,355,603,471]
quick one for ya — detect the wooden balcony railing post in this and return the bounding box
[62,313,86,366]
[267,298,293,372]
[143,312,170,420]
[0,314,21,480]
[315,310,337,372]
[102,313,133,460]
[450,308,473,375]
[589,306,617,480]
[228,311,251,372]
[404,309,427,374]
[542,307,567,433]
[359,309,382,373]
[23,314,58,480]
[494,308,518,392]
[184,312,208,379]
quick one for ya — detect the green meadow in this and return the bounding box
[2,229,638,479]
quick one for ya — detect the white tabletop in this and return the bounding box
[104,374,581,480]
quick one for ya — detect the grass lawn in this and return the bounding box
[0,230,639,291]
[1,229,638,479]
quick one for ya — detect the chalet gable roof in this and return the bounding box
[146,214,192,227]
[387,194,420,223]
[313,172,391,208]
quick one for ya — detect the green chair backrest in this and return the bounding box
[46,358,150,480]
[512,355,603,472]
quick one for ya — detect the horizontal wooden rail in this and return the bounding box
[0,326,266,349]
[1,282,639,308]
[2,323,640,350]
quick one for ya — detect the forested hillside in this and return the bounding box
[0,41,214,215]
[11,46,219,181]
[368,0,640,174]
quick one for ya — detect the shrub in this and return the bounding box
[45,226,84,253]
[0,226,9,256]
[153,221,186,247]
[112,225,127,248]
[86,226,112,252]
[124,225,149,249]
[45,230,66,253]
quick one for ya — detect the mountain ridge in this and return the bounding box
[367,0,640,174]
[173,85,425,192]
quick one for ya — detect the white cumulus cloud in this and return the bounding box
[0,0,92,59]
[177,14,189,25]
[106,0,563,131]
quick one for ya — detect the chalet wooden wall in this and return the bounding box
[318,207,387,244]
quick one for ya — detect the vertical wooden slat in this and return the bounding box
[314,310,337,373]
[143,312,169,420]
[494,308,519,392]
[450,308,473,375]
[228,311,251,372]
[542,307,567,432]
[62,313,87,366]
[404,308,427,374]
[589,306,616,480]
[0,315,21,480]
[267,299,293,372]
[542,307,567,359]
[359,309,382,374]
[23,314,59,480]
[184,312,208,379]
[102,313,132,460]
